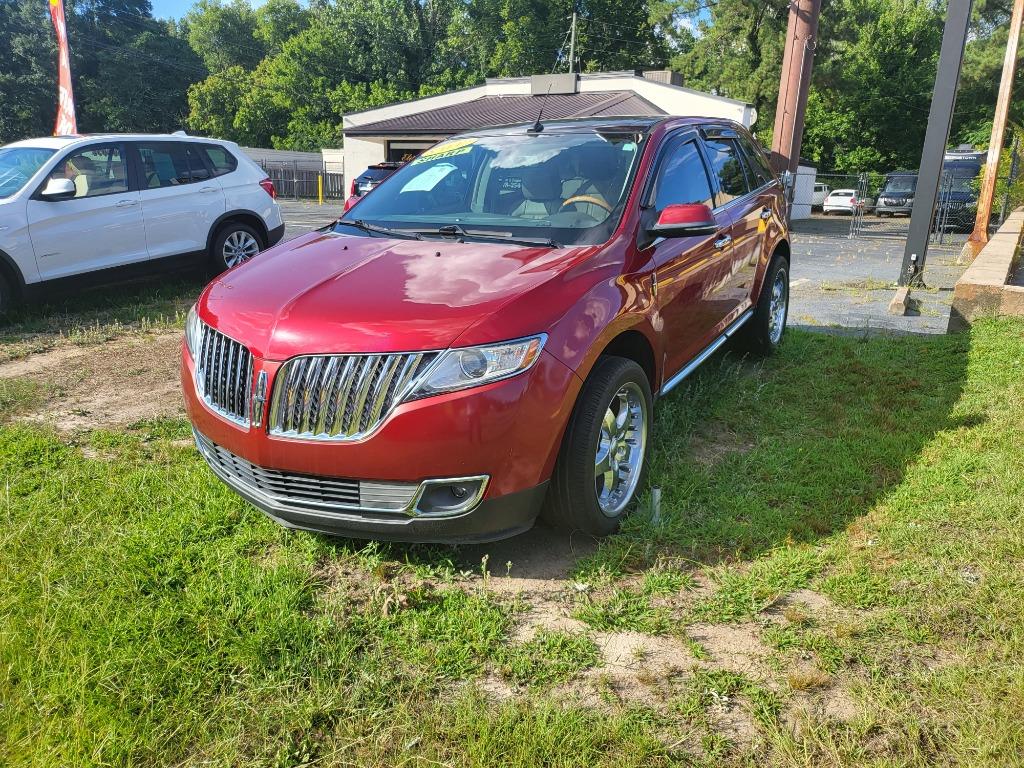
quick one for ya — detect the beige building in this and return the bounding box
[341,70,756,190]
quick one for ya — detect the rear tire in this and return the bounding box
[210,222,263,273]
[542,357,652,536]
[736,254,789,356]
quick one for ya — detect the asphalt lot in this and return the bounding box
[278,200,967,335]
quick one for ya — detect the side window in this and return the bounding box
[185,145,212,182]
[736,135,775,189]
[136,142,197,188]
[47,145,128,199]
[200,144,238,177]
[703,137,750,205]
[649,139,714,213]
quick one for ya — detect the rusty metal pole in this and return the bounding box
[965,0,1024,257]
[770,0,822,177]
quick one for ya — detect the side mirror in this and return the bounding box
[650,203,718,237]
[40,177,76,201]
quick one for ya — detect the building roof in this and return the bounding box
[344,91,664,136]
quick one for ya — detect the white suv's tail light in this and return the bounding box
[259,178,276,199]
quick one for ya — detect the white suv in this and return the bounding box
[0,133,284,313]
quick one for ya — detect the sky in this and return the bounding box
[150,0,267,20]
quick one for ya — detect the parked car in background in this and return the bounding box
[822,189,862,215]
[344,161,403,211]
[875,171,917,217]
[0,133,283,315]
[182,116,791,543]
[811,182,830,210]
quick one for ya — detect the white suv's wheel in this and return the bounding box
[211,222,263,272]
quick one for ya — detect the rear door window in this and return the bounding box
[735,135,775,189]
[703,136,750,206]
[136,142,205,188]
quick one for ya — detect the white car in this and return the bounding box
[822,189,862,215]
[0,133,284,314]
[811,182,831,209]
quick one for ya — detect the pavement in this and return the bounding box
[278,200,967,335]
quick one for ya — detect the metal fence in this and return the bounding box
[794,169,1017,247]
[257,160,346,200]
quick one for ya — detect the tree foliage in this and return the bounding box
[1,0,1022,171]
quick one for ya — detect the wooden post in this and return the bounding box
[965,0,1023,257]
[770,0,821,176]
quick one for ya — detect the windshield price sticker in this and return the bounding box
[412,138,476,164]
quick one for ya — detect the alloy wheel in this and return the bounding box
[594,381,648,517]
[768,267,788,345]
[222,230,260,268]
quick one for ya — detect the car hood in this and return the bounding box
[199,230,588,360]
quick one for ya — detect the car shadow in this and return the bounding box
[316,327,971,582]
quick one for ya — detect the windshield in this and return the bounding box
[943,164,980,195]
[338,131,643,246]
[0,147,57,198]
[882,176,916,195]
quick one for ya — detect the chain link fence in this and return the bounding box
[794,166,1019,247]
[257,160,346,200]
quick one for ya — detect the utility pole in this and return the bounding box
[568,12,578,74]
[965,0,1024,257]
[898,1,973,287]
[770,0,821,176]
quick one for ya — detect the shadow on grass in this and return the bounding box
[0,271,207,340]
[336,328,972,586]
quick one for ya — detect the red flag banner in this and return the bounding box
[49,0,77,135]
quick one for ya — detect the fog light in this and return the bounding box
[414,476,488,517]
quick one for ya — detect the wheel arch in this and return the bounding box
[206,210,269,253]
[595,329,657,394]
[0,248,27,300]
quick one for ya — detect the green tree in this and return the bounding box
[254,0,309,54]
[185,0,265,72]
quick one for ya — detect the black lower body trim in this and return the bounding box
[267,223,285,247]
[234,478,548,545]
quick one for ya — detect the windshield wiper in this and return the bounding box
[334,219,423,240]
[413,224,559,248]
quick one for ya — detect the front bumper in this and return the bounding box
[182,340,581,542]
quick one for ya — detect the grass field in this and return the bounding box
[1,283,1022,766]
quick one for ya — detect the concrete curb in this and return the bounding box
[948,208,1024,331]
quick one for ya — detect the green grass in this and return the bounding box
[0,275,203,361]
[2,319,1024,765]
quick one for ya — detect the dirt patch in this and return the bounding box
[0,332,184,430]
[689,423,755,467]
[686,622,772,678]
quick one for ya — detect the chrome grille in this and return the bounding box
[194,430,418,513]
[268,352,437,440]
[195,322,253,425]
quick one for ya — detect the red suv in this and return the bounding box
[182,117,790,543]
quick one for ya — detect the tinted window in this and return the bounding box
[137,142,204,188]
[649,139,714,212]
[703,137,749,205]
[201,144,237,177]
[186,145,212,182]
[47,145,128,199]
[736,135,775,188]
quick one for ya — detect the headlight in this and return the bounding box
[406,334,547,400]
[185,304,202,358]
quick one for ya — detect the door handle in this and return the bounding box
[714,234,732,249]
[198,186,217,194]
[760,207,772,220]
[115,199,138,208]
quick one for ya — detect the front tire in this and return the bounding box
[737,254,789,356]
[210,222,263,273]
[542,357,652,536]
[0,272,16,319]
